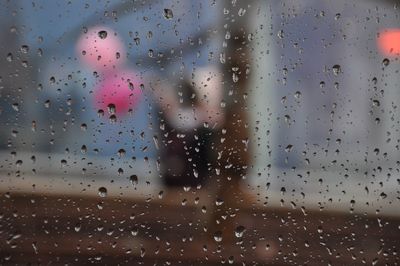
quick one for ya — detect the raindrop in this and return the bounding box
[79,145,87,154]
[215,198,224,206]
[193,168,199,178]
[238,8,246,16]
[44,100,51,108]
[107,103,116,114]
[382,58,390,67]
[131,226,139,236]
[163,9,173,19]
[153,136,159,150]
[332,64,341,76]
[11,103,19,111]
[97,109,104,117]
[20,45,29,53]
[285,144,293,153]
[98,187,107,197]
[109,114,117,123]
[232,72,239,83]
[277,30,284,39]
[130,175,138,186]
[372,100,380,107]
[284,115,291,124]
[6,53,13,62]
[117,148,126,158]
[213,231,223,242]
[234,225,245,238]
[74,223,81,232]
[98,30,108,39]
[140,247,145,257]
[117,168,124,175]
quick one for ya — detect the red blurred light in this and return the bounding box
[377,29,400,56]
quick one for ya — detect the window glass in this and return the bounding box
[0,0,399,264]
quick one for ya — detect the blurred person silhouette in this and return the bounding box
[153,66,224,187]
[151,1,256,246]
[141,0,225,189]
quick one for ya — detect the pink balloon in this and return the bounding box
[93,70,143,116]
[76,26,125,72]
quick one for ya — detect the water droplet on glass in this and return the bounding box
[372,100,380,107]
[98,187,107,197]
[232,72,239,83]
[117,148,126,158]
[131,226,139,236]
[284,115,291,124]
[332,64,341,76]
[109,114,117,123]
[382,58,390,67]
[81,145,87,154]
[44,100,50,108]
[107,103,116,114]
[130,175,138,186]
[163,9,173,19]
[97,109,104,117]
[277,30,284,39]
[215,198,224,206]
[238,8,246,16]
[234,225,246,238]
[140,247,145,258]
[213,231,223,242]
[20,45,29,53]
[12,103,19,111]
[285,144,293,153]
[117,168,124,175]
[74,223,81,232]
[98,30,108,39]
[6,53,13,62]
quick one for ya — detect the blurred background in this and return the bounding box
[0,0,399,265]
